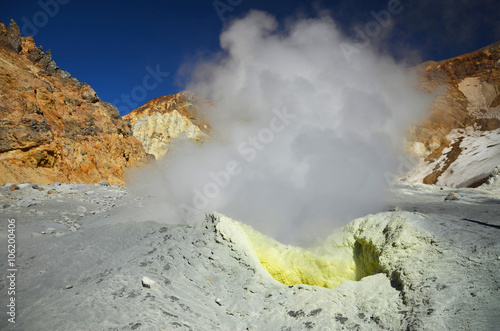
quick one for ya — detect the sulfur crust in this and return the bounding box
[215,212,430,290]
[227,219,362,289]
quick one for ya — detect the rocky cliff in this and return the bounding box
[405,41,500,187]
[124,92,209,159]
[0,20,150,185]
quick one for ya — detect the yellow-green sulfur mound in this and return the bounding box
[212,213,412,289]
[241,226,359,288]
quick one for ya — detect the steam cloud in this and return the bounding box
[127,11,430,245]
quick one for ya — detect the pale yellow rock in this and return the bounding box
[131,110,206,159]
[124,92,210,160]
[458,77,500,119]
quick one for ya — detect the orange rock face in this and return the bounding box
[409,41,500,159]
[0,20,149,185]
[406,41,500,186]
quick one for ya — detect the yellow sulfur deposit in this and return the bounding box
[236,221,379,289]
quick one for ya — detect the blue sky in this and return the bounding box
[1,0,499,115]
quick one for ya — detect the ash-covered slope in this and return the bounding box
[0,20,149,185]
[405,41,500,187]
[124,92,209,159]
[0,182,499,330]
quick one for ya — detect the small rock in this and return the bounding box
[65,285,73,290]
[99,180,109,186]
[215,298,222,306]
[60,70,71,79]
[32,184,39,190]
[2,204,10,209]
[55,232,65,237]
[4,20,22,52]
[142,276,156,289]
[31,232,43,237]
[54,182,62,186]
[19,197,37,207]
[77,206,87,213]
[69,226,77,232]
[45,228,56,234]
[74,223,81,229]
[38,187,45,191]
[444,192,460,201]
[10,184,19,191]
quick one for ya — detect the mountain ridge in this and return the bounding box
[0,19,150,185]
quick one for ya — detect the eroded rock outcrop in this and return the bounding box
[124,92,209,159]
[405,41,500,187]
[0,20,149,185]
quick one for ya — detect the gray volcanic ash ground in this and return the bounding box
[0,179,499,330]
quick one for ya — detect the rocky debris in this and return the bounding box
[10,184,19,191]
[77,206,87,213]
[481,165,500,189]
[444,192,460,201]
[124,92,210,159]
[141,276,157,289]
[0,20,149,186]
[44,227,56,234]
[0,182,130,238]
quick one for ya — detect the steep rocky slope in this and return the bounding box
[0,20,149,185]
[124,92,209,159]
[405,41,500,187]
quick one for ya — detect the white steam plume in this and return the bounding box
[127,11,430,245]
